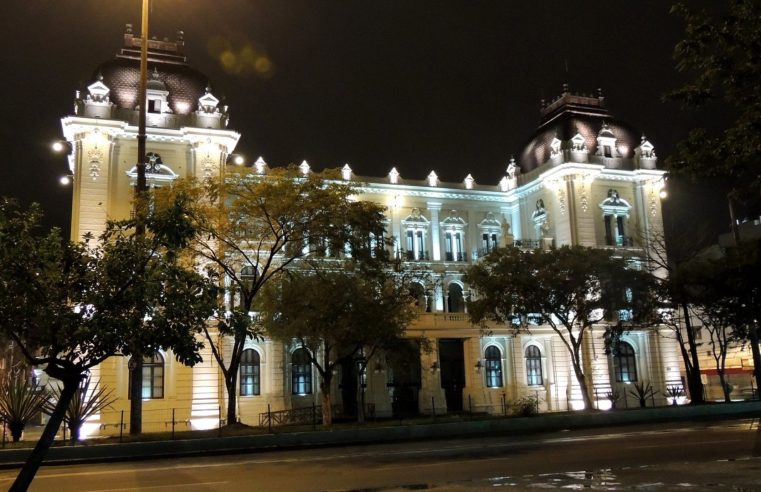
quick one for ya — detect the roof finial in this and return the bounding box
[562,82,570,94]
[597,87,604,98]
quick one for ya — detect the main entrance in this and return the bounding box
[438,338,465,412]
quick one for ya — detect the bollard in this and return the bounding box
[535,390,540,414]
[172,408,176,440]
[267,403,272,434]
[502,393,507,416]
[119,410,124,443]
[63,422,66,443]
[431,396,436,420]
[468,395,472,417]
[312,402,316,430]
[218,406,222,438]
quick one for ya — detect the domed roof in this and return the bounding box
[519,88,642,172]
[92,28,211,115]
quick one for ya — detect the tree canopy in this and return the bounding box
[668,0,761,215]
[0,195,218,491]
[181,165,396,425]
[466,245,655,410]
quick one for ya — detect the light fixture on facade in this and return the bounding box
[430,361,439,372]
[373,362,384,374]
[474,360,483,373]
[59,175,73,186]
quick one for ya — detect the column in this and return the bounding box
[428,202,442,261]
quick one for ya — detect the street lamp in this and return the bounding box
[129,0,151,437]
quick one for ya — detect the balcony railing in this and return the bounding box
[444,252,468,262]
[513,239,543,250]
[404,250,430,261]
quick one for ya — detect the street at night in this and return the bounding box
[2,419,760,491]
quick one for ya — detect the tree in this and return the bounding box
[0,196,218,491]
[669,0,761,388]
[669,0,761,216]
[259,264,418,425]
[184,166,394,426]
[466,245,655,411]
[644,230,706,404]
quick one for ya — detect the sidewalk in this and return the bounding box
[1,400,759,468]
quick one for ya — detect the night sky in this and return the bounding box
[1,0,728,239]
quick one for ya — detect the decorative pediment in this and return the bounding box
[402,208,430,228]
[550,136,562,158]
[441,210,467,229]
[637,135,656,159]
[198,89,220,114]
[571,132,587,152]
[599,189,632,217]
[478,212,501,230]
[86,74,111,104]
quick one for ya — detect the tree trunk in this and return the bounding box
[8,422,23,442]
[129,356,143,435]
[225,373,237,426]
[572,362,594,411]
[69,422,81,443]
[718,371,731,403]
[681,302,705,404]
[11,376,79,492]
[356,367,365,424]
[320,380,332,426]
[747,324,761,395]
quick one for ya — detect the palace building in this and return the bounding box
[61,27,680,432]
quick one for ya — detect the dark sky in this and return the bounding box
[1,0,728,238]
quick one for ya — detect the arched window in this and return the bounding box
[292,348,312,395]
[484,346,503,388]
[409,283,429,312]
[128,353,164,399]
[447,283,464,313]
[613,342,638,383]
[240,349,261,396]
[525,345,543,386]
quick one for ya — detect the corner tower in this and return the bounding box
[515,85,665,248]
[61,24,240,241]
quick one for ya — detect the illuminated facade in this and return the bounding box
[61,28,680,432]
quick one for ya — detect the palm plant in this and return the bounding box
[0,376,49,442]
[46,376,116,442]
[629,381,657,408]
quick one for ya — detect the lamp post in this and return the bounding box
[129,0,150,436]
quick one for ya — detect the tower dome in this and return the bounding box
[92,25,212,116]
[519,86,642,173]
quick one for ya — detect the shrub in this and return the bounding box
[512,394,539,417]
[45,376,116,442]
[0,377,49,442]
[628,381,657,408]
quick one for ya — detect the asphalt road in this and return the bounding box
[2,419,761,491]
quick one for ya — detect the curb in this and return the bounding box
[1,401,759,468]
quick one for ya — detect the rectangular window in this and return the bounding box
[604,145,612,158]
[445,232,453,261]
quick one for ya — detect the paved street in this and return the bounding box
[2,419,761,491]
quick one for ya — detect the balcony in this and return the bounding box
[444,252,468,262]
[404,250,430,262]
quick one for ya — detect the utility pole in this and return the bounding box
[129,0,150,436]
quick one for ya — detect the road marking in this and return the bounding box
[630,439,744,449]
[86,481,228,491]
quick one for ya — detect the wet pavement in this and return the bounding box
[376,457,761,491]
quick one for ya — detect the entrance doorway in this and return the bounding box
[439,339,465,412]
